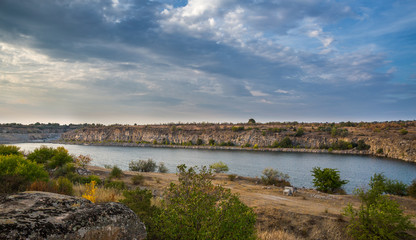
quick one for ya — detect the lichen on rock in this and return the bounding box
[0,191,146,240]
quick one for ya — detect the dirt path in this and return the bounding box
[87,165,416,239]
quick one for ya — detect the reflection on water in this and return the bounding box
[14,143,416,193]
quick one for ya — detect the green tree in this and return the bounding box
[261,168,290,186]
[209,161,229,173]
[129,159,157,172]
[344,186,415,239]
[0,145,22,156]
[153,164,256,240]
[311,167,348,193]
[248,118,256,124]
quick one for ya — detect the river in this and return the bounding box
[13,143,416,193]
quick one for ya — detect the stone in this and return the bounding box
[0,191,146,240]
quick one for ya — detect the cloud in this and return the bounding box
[0,0,414,123]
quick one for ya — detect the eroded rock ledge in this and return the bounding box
[0,191,146,240]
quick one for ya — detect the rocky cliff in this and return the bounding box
[0,191,146,240]
[61,122,416,163]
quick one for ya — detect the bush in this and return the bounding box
[0,145,22,156]
[231,126,245,132]
[294,128,304,137]
[104,180,127,190]
[196,138,203,145]
[73,175,101,185]
[158,162,168,173]
[228,174,237,181]
[0,155,49,183]
[53,162,75,178]
[399,129,408,135]
[311,167,348,193]
[356,139,370,151]
[369,173,408,196]
[27,145,57,164]
[46,147,74,170]
[208,139,215,146]
[131,174,145,185]
[129,159,157,172]
[120,188,159,239]
[279,137,293,148]
[344,186,415,239]
[209,161,229,173]
[152,164,256,240]
[408,179,416,198]
[0,175,28,193]
[261,168,290,186]
[74,154,92,169]
[248,118,256,124]
[109,165,123,179]
[56,177,74,196]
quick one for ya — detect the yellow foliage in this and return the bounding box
[82,180,97,203]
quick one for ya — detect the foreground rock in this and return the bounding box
[0,191,146,240]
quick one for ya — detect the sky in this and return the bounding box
[0,0,415,124]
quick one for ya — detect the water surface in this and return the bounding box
[14,143,416,193]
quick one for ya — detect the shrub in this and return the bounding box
[53,162,75,178]
[0,145,22,156]
[196,138,203,145]
[73,175,101,185]
[29,180,58,193]
[356,139,370,151]
[376,148,384,154]
[228,174,237,181]
[311,167,348,193]
[152,164,256,240]
[56,177,74,196]
[209,161,229,173]
[45,147,74,170]
[104,180,126,190]
[0,155,49,183]
[369,173,408,196]
[231,126,245,132]
[253,144,259,149]
[27,145,57,164]
[129,159,157,172]
[399,129,408,135]
[208,139,215,146]
[408,179,416,198]
[0,175,28,193]
[131,174,145,185]
[261,168,290,186]
[294,128,304,137]
[82,180,97,203]
[74,154,92,169]
[109,165,123,179]
[279,137,293,148]
[158,162,168,173]
[344,187,415,239]
[248,118,256,124]
[120,188,159,239]
[103,164,112,169]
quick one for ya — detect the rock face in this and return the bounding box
[0,191,146,240]
[61,124,416,163]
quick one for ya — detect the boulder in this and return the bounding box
[0,191,146,240]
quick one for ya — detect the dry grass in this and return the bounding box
[73,183,124,203]
[257,228,299,240]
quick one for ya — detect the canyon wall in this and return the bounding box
[61,124,416,163]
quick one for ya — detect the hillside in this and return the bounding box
[60,121,416,162]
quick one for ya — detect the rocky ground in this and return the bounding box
[87,165,416,240]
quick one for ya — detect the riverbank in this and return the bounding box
[58,139,375,157]
[60,121,416,162]
[86,165,416,239]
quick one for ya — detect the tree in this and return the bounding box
[344,184,415,239]
[311,167,348,193]
[153,165,256,240]
[248,118,256,124]
[129,159,157,172]
[261,168,290,186]
[0,145,22,156]
[209,161,229,173]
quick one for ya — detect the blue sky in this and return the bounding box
[0,0,415,124]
